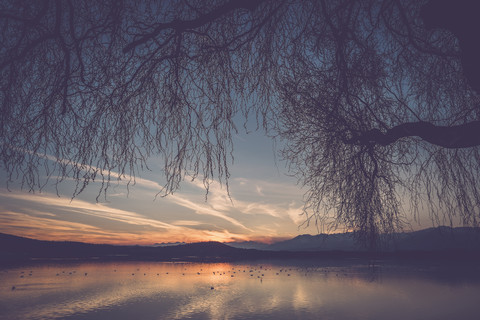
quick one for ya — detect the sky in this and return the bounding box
[0,0,471,248]
[0,121,444,245]
[0,126,325,245]
[0,115,451,245]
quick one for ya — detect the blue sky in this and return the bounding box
[0,127,325,245]
[0,114,445,245]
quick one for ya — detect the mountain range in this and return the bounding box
[229,227,480,251]
[1,227,480,262]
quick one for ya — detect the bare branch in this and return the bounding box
[122,0,266,53]
[2,0,480,247]
[346,120,480,148]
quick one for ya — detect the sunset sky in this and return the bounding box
[0,117,450,245]
[0,123,444,245]
[0,125,323,245]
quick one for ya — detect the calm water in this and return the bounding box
[1,259,479,320]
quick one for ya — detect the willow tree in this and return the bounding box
[1,0,479,244]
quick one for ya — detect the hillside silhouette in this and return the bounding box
[1,227,480,263]
[262,227,480,252]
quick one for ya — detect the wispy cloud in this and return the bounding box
[0,210,131,244]
[168,193,253,232]
[0,187,267,244]
[285,202,306,225]
[0,191,180,231]
[255,185,265,196]
[0,154,311,244]
[165,177,307,237]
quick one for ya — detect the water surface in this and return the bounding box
[1,260,479,319]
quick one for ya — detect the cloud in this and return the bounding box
[0,191,180,231]
[164,177,309,240]
[232,177,304,198]
[171,220,205,226]
[0,187,264,244]
[199,229,250,243]
[0,157,312,244]
[168,193,253,232]
[255,185,264,196]
[0,210,128,244]
[242,203,281,218]
[285,202,305,225]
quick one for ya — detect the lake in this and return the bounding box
[1,259,479,319]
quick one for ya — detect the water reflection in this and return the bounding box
[1,260,479,319]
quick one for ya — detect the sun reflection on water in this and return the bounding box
[1,261,480,320]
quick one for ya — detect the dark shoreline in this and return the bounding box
[2,232,480,264]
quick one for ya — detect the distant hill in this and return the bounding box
[1,227,480,262]
[266,233,359,251]
[0,233,264,262]
[261,227,480,252]
[0,233,368,262]
[390,227,480,251]
[227,241,270,250]
[153,241,186,247]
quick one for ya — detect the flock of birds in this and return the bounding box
[8,264,355,292]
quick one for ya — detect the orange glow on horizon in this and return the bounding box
[2,228,297,246]
[0,188,307,246]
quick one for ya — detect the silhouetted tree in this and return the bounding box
[1,0,479,245]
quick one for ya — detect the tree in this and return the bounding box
[1,0,479,246]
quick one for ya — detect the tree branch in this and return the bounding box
[122,0,264,53]
[346,120,480,148]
